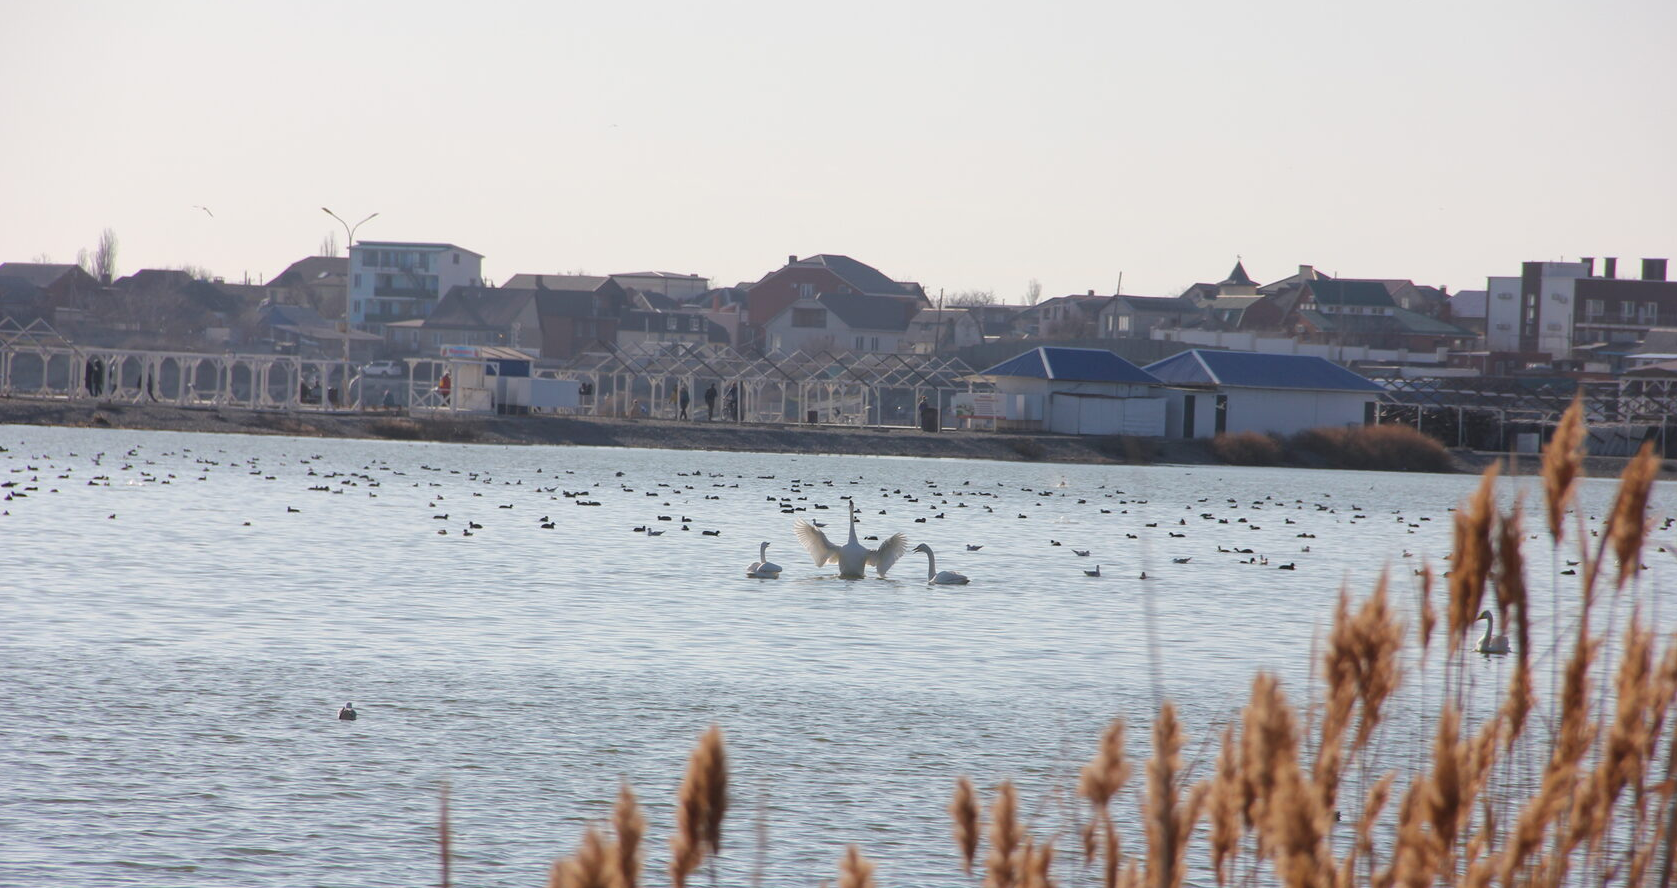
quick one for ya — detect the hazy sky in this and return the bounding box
[5,0,1674,300]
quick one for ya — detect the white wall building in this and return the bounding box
[972,346,1167,435]
[348,241,484,330]
[761,291,918,355]
[1143,349,1384,439]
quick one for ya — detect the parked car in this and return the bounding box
[361,360,405,378]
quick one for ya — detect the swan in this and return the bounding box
[746,542,782,579]
[912,543,969,585]
[794,500,907,578]
[1475,609,1510,655]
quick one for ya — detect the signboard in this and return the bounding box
[952,391,1003,419]
[441,345,478,359]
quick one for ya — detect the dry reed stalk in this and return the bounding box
[951,776,981,874]
[438,778,452,888]
[986,781,1021,888]
[669,725,726,888]
[1240,674,1298,855]
[1208,725,1243,888]
[1029,838,1055,888]
[1079,719,1131,863]
[1103,818,1121,888]
[1448,466,1499,654]
[1118,856,1142,888]
[838,844,876,888]
[613,782,643,888]
[1541,395,1585,543]
[1419,562,1438,662]
[1426,705,1467,865]
[1016,837,1037,888]
[1267,762,1331,888]
[1340,772,1395,888]
[1607,441,1660,589]
[1387,779,1439,888]
[1573,616,1655,857]
[1144,702,1204,888]
[1493,501,1532,663]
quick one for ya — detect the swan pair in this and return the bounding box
[795,500,908,579]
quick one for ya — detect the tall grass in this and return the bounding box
[534,407,1674,888]
[1290,424,1455,472]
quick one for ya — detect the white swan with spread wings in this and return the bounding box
[794,500,907,579]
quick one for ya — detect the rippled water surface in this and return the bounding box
[3,424,1672,886]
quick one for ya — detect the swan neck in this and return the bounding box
[924,547,936,579]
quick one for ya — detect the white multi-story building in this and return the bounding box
[348,241,484,330]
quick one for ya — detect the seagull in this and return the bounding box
[794,500,907,578]
[193,205,214,218]
[1084,565,1102,577]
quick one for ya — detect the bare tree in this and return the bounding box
[947,289,996,307]
[93,228,119,281]
[1023,278,1042,305]
[75,249,90,272]
[320,231,341,257]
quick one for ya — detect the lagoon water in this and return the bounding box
[2,424,1672,887]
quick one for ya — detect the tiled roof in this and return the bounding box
[793,255,918,298]
[0,263,86,288]
[424,287,536,329]
[503,274,611,292]
[270,256,347,286]
[1306,279,1396,308]
[1144,349,1385,392]
[980,347,1162,384]
[816,291,919,331]
[1296,308,1476,337]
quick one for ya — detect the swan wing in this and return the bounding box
[794,519,841,566]
[870,533,909,576]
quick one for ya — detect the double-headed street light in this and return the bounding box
[321,207,379,381]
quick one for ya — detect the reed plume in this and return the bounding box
[1340,771,1395,888]
[1208,725,1242,888]
[551,824,623,888]
[1418,563,1437,661]
[670,725,727,888]
[838,844,875,888]
[951,776,981,874]
[1144,701,1205,888]
[986,781,1021,888]
[1240,673,1297,854]
[1079,719,1131,863]
[1541,394,1585,542]
[1448,465,1499,654]
[439,778,452,888]
[1492,501,1531,663]
[1606,441,1659,589]
[613,782,643,888]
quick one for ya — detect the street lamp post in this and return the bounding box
[321,207,378,395]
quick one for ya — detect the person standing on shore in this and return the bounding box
[704,383,717,420]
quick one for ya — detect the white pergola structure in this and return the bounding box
[547,342,984,427]
[0,316,366,411]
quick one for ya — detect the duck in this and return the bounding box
[746,542,783,579]
[338,702,357,721]
[912,543,969,585]
[794,500,907,578]
[1084,564,1102,577]
[1475,609,1511,655]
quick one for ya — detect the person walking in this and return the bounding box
[704,383,718,420]
[678,385,690,420]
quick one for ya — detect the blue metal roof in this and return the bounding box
[1143,349,1385,393]
[980,347,1162,384]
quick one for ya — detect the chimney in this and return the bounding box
[1582,256,1595,276]
[711,291,720,312]
[1299,264,1315,280]
[1087,289,1095,297]
[787,254,797,267]
[1605,257,1618,278]
[1642,258,1668,282]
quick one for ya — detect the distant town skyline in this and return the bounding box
[5,1,1673,300]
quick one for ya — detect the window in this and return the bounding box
[1621,301,1637,320]
[417,253,431,272]
[1585,299,1604,318]
[453,253,460,265]
[353,274,361,288]
[1117,315,1131,332]
[666,316,679,331]
[856,336,866,350]
[792,308,826,328]
[1642,302,1659,323]
[353,300,362,314]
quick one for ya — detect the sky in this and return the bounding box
[4,0,1674,301]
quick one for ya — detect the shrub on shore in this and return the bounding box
[1290,423,1454,472]
[368,417,479,443]
[1210,431,1282,466]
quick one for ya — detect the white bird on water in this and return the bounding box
[746,541,782,579]
[1475,609,1510,655]
[794,500,907,579]
[912,543,969,585]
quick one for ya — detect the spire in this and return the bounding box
[1220,260,1254,287]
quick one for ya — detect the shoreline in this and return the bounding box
[0,398,1667,478]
